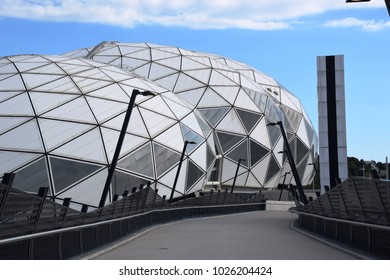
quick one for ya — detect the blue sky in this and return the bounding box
[0,0,389,162]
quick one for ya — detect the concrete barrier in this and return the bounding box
[266,200,295,211]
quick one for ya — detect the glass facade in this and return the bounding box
[0,42,318,210]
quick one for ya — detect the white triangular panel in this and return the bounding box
[30,92,77,115]
[182,69,211,85]
[234,88,261,112]
[197,88,229,108]
[14,62,48,72]
[281,89,302,112]
[149,62,178,80]
[139,108,177,138]
[0,93,34,116]
[42,97,96,124]
[87,83,129,102]
[223,172,248,187]
[210,86,239,105]
[181,113,204,136]
[189,143,207,171]
[158,160,187,195]
[216,109,246,135]
[52,128,107,163]
[175,87,205,108]
[39,119,93,151]
[0,117,31,134]
[274,137,285,166]
[33,76,79,94]
[209,69,238,86]
[174,73,205,92]
[86,97,127,123]
[250,118,271,149]
[154,124,183,153]
[27,63,66,75]
[161,95,191,120]
[250,153,271,185]
[186,174,205,193]
[0,120,43,152]
[221,158,240,182]
[139,95,176,119]
[297,120,310,147]
[152,73,178,91]
[0,74,26,91]
[22,73,64,90]
[264,172,280,189]
[246,172,261,187]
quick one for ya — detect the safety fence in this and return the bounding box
[290,177,390,259]
[0,173,265,259]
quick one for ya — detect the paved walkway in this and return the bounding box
[88,211,361,260]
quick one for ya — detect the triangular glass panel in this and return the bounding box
[0,119,43,152]
[0,92,34,116]
[26,63,66,75]
[297,154,310,182]
[0,151,41,176]
[30,91,78,115]
[13,157,51,194]
[149,62,179,80]
[226,140,248,167]
[0,74,26,91]
[182,69,212,85]
[0,117,31,134]
[265,154,281,184]
[216,131,245,153]
[209,69,238,86]
[175,87,205,107]
[118,143,154,178]
[42,97,96,124]
[39,119,93,151]
[50,156,101,193]
[206,144,216,170]
[280,105,302,133]
[138,95,176,119]
[112,170,150,198]
[250,139,269,167]
[193,111,213,138]
[181,56,209,71]
[186,160,204,192]
[174,73,205,92]
[139,108,177,138]
[153,143,181,177]
[236,108,262,133]
[21,73,65,90]
[266,119,282,148]
[296,137,309,165]
[198,107,229,127]
[86,96,127,123]
[180,124,203,153]
[197,87,229,108]
[86,83,129,103]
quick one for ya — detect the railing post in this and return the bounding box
[0,173,15,218]
[338,185,349,217]
[61,198,71,223]
[32,187,49,232]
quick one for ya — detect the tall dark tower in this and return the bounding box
[317,55,348,193]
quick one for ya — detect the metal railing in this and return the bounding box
[290,176,390,259]
[0,174,265,259]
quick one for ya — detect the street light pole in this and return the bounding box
[278,171,291,201]
[267,121,308,205]
[231,158,246,194]
[99,89,154,208]
[169,140,196,203]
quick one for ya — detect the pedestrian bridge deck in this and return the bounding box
[87,211,361,260]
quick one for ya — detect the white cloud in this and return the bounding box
[0,0,387,30]
[325,17,390,31]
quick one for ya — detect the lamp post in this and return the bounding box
[267,121,308,205]
[278,171,291,201]
[169,140,196,203]
[231,158,246,194]
[99,89,155,208]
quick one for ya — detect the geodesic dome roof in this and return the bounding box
[66,42,318,188]
[0,54,216,210]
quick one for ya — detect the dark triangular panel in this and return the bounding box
[153,143,181,177]
[50,157,101,193]
[112,170,149,197]
[236,108,262,133]
[186,160,204,192]
[266,119,281,148]
[226,139,248,167]
[265,154,281,184]
[216,131,245,153]
[118,143,154,178]
[206,144,215,170]
[198,107,229,127]
[296,137,310,164]
[297,154,310,182]
[250,140,269,167]
[13,157,51,194]
[287,131,295,141]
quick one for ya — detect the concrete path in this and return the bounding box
[90,211,359,260]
